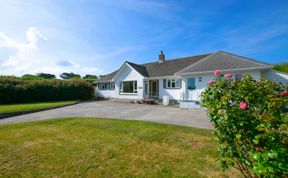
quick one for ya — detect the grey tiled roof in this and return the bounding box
[96,70,118,82]
[142,54,210,77]
[126,62,149,77]
[177,51,271,74]
[96,51,271,82]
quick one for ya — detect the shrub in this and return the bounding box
[0,78,95,104]
[21,74,45,80]
[201,73,288,177]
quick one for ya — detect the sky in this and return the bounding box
[0,0,288,77]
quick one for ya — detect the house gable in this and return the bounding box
[112,62,144,82]
[112,62,146,81]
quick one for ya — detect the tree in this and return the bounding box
[82,74,98,83]
[201,71,288,178]
[36,73,56,79]
[83,74,98,80]
[60,72,81,79]
[0,75,20,79]
[21,74,44,80]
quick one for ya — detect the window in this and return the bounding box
[164,79,181,89]
[109,83,115,90]
[235,74,242,81]
[97,82,115,90]
[144,81,148,95]
[120,81,137,93]
[187,78,196,90]
[199,77,202,82]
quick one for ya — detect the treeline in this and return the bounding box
[0,77,95,104]
[19,72,98,83]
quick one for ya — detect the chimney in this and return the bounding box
[158,50,165,63]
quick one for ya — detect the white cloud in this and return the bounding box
[0,27,47,72]
[0,27,103,77]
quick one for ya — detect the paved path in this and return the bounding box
[0,101,212,129]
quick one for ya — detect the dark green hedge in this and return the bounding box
[0,78,95,104]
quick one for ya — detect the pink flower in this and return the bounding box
[280,91,287,96]
[208,80,213,85]
[214,70,220,76]
[239,102,247,110]
[224,73,232,78]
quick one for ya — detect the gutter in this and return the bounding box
[143,75,181,80]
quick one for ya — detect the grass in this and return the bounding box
[0,118,240,177]
[273,63,288,73]
[0,101,76,114]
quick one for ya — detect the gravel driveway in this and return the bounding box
[0,101,212,129]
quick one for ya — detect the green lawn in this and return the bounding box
[0,118,240,177]
[0,101,76,114]
[273,63,288,73]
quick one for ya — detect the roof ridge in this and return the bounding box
[141,53,212,66]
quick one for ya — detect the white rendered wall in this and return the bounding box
[114,65,144,100]
[96,68,262,101]
[158,79,185,100]
[181,70,261,101]
[96,89,115,98]
[263,71,288,84]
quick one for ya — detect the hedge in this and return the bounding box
[0,78,95,104]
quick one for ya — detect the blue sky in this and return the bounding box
[0,0,288,76]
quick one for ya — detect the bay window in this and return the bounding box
[120,81,137,94]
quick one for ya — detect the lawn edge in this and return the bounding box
[0,101,79,119]
[0,117,214,133]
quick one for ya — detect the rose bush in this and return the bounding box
[201,72,288,178]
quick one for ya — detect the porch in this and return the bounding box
[142,78,203,108]
[143,80,160,99]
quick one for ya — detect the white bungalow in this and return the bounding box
[95,51,288,102]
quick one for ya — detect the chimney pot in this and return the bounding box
[159,50,165,63]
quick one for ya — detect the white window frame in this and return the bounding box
[166,79,181,89]
[98,82,115,90]
[120,81,138,94]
